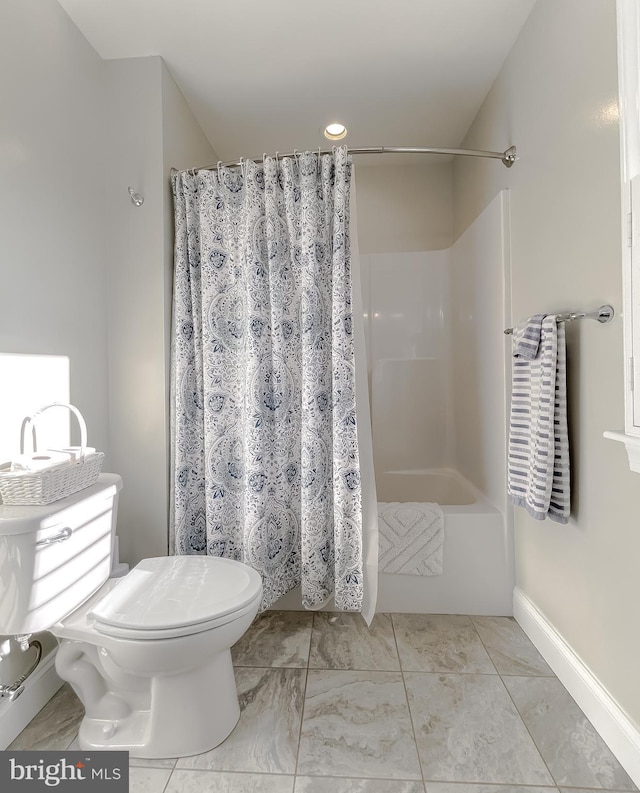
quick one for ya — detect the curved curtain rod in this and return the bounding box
[190,144,518,172]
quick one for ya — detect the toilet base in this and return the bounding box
[68,646,241,758]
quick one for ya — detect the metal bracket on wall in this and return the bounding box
[128,187,144,207]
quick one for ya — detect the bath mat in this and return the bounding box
[378,502,444,576]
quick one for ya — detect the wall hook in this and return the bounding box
[128,187,144,207]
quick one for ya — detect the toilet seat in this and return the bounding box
[88,556,263,640]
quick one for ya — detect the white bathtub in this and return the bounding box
[376,469,514,615]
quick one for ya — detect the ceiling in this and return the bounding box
[57,0,537,163]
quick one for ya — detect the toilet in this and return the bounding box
[0,474,263,758]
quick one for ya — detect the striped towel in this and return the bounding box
[508,314,570,523]
[513,313,546,359]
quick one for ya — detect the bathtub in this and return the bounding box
[375,469,514,615]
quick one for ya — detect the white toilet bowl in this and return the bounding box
[0,475,263,759]
[53,556,263,758]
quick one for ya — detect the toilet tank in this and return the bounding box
[0,474,122,636]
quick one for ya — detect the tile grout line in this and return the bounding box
[292,615,313,782]
[233,663,562,675]
[469,615,557,679]
[497,672,558,787]
[393,614,562,789]
[392,613,502,676]
[160,765,173,793]
[390,613,427,789]
[468,615,500,675]
[500,674,637,789]
[422,781,559,789]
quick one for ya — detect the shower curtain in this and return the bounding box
[171,146,377,617]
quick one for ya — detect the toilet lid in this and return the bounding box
[89,556,263,633]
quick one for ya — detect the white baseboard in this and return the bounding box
[0,647,63,749]
[513,587,640,787]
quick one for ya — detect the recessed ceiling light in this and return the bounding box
[323,123,348,141]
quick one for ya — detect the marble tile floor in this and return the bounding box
[9,612,637,793]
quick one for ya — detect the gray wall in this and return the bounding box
[0,0,111,696]
[0,0,110,459]
[453,0,640,727]
[0,1,216,663]
[104,57,216,565]
[356,161,452,253]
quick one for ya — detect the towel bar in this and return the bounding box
[504,304,614,335]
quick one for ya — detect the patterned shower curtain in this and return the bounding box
[171,147,363,611]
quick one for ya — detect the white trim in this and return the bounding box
[614,0,640,435]
[0,647,63,749]
[603,430,640,472]
[513,587,640,788]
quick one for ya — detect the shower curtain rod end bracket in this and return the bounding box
[502,146,518,168]
[597,304,615,323]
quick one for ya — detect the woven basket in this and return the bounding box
[0,403,104,505]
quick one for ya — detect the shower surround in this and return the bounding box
[363,191,513,614]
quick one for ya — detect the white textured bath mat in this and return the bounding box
[378,502,444,576]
